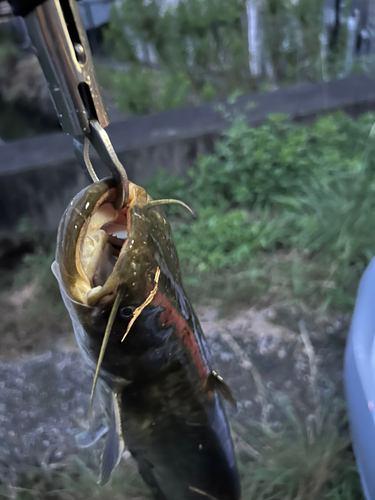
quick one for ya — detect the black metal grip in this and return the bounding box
[7,0,48,17]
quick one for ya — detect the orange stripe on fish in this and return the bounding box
[154,290,209,384]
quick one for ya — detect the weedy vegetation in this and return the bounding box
[0,398,362,500]
[0,221,69,355]
[231,320,363,500]
[148,110,375,311]
[236,397,363,500]
[0,457,151,500]
[98,0,354,115]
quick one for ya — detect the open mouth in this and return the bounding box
[75,188,130,305]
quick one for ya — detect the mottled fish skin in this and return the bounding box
[53,178,241,500]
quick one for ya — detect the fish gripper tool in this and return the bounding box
[7,0,128,208]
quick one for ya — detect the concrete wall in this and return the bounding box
[1,75,375,236]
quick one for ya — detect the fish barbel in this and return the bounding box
[52,178,241,500]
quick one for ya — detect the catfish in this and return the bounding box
[52,178,241,500]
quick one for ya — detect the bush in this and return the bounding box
[276,167,375,307]
[105,0,249,104]
[111,67,193,114]
[149,112,375,209]
[102,0,353,115]
[173,205,282,273]
[147,111,375,310]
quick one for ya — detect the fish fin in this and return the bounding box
[97,378,114,422]
[99,392,125,485]
[207,370,237,408]
[76,419,109,448]
[145,199,195,217]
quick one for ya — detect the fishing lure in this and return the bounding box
[52,178,241,500]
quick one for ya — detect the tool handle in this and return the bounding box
[8,0,108,138]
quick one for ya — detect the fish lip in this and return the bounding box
[55,178,117,305]
[52,260,94,309]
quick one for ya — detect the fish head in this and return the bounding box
[53,178,180,322]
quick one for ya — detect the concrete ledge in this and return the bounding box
[1,75,375,234]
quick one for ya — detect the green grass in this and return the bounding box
[237,400,363,500]
[146,111,375,312]
[182,164,375,311]
[0,223,69,354]
[0,457,150,500]
[232,324,363,500]
[101,0,353,114]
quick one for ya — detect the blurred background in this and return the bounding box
[0,0,374,498]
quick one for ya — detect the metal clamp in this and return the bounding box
[73,122,128,209]
[23,0,128,207]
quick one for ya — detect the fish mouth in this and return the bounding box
[67,181,151,308]
[77,189,129,301]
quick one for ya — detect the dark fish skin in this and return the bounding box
[53,178,241,500]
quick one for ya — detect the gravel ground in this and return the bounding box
[0,304,349,485]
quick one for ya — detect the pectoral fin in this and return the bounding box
[76,419,109,448]
[207,370,236,408]
[99,392,125,485]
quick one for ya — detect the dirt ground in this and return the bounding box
[0,283,350,488]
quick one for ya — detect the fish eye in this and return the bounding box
[120,306,135,318]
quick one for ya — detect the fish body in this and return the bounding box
[53,178,241,500]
